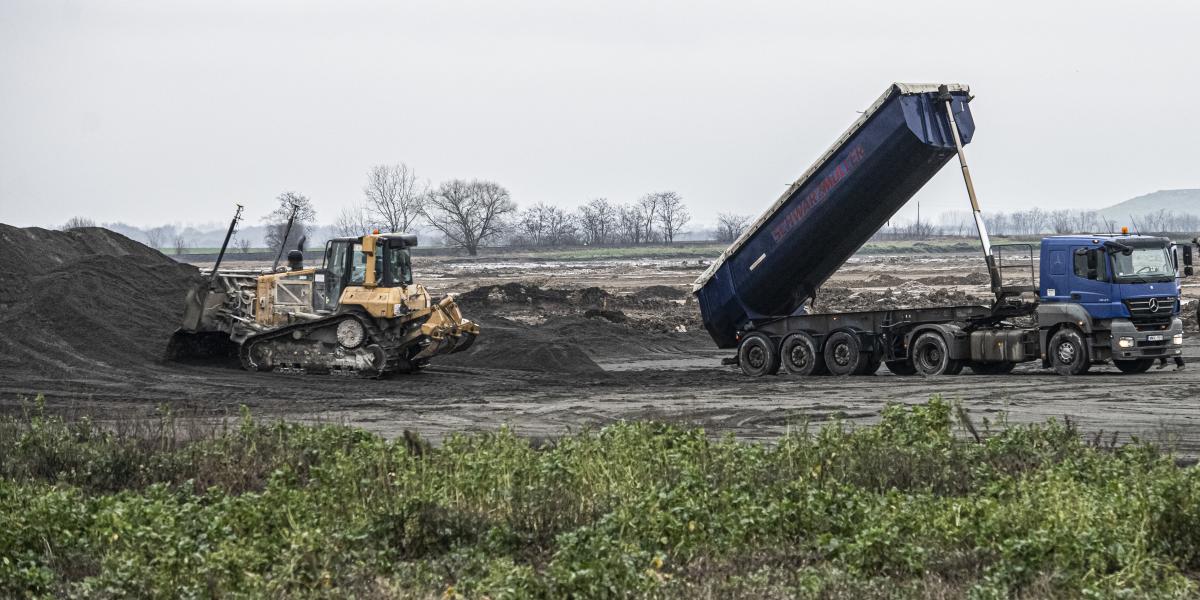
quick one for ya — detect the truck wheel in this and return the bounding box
[823,331,864,376]
[1049,329,1091,376]
[969,361,1015,375]
[885,359,917,375]
[738,332,780,377]
[857,352,882,375]
[1113,359,1154,374]
[780,332,827,376]
[911,332,961,376]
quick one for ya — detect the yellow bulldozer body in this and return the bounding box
[171,231,478,376]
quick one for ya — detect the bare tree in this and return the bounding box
[62,217,96,230]
[576,198,617,245]
[263,191,317,252]
[616,204,644,244]
[172,235,188,255]
[145,226,168,249]
[938,211,972,237]
[334,202,379,238]
[637,194,661,243]
[1048,209,1074,234]
[517,203,577,246]
[715,213,751,243]
[234,237,253,253]
[654,191,690,243]
[424,179,517,256]
[1074,210,1098,234]
[364,163,426,233]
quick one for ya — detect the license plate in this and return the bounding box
[1147,335,1164,342]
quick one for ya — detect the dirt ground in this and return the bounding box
[3,225,1199,456]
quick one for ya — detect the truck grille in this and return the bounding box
[1123,297,1176,330]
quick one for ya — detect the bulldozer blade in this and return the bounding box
[449,331,477,354]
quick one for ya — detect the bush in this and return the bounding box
[1,397,1198,598]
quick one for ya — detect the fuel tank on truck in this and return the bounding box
[693,83,975,348]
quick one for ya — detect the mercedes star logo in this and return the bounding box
[1148,298,1160,313]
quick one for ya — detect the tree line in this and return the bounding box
[325,164,702,255]
[877,208,1200,240]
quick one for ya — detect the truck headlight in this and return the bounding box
[1174,334,1184,345]
[1117,337,1134,348]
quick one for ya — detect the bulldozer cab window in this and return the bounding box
[349,243,373,285]
[383,245,413,286]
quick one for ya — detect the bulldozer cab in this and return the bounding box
[321,233,417,308]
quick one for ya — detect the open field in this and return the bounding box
[4,225,1200,597]
[3,225,1199,456]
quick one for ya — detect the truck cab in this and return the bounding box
[1037,234,1184,370]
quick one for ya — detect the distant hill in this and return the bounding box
[1097,189,1200,221]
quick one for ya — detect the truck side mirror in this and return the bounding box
[1086,248,1099,280]
[1185,245,1193,266]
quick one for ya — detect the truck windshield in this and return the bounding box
[1111,246,1174,283]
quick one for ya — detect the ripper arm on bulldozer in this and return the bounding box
[170,232,478,376]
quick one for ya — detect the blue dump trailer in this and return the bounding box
[695,83,1190,377]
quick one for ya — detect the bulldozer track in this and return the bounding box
[239,312,409,378]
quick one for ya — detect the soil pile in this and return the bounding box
[813,285,987,313]
[633,285,688,300]
[916,272,990,286]
[440,317,605,374]
[457,281,700,334]
[862,273,906,287]
[0,225,200,379]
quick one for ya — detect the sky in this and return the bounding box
[2,0,1198,230]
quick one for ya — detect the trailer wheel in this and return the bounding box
[1113,359,1154,374]
[885,359,917,375]
[968,361,1015,375]
[823,331,864,376]
[911,332,961,376]
[780,332,826,376]
[737,332,780,377]
[857,352,882,376]
[1049,328,1091,376]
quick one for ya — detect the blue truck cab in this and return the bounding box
[1036,234,1184,369]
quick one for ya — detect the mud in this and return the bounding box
[3,225,1200,456]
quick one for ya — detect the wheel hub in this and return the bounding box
[790,345,810,368]
[833,344,851,366]
[1057,342,1076,363]
[747,346,765,369]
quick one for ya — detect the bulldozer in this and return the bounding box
[169,206,478,377]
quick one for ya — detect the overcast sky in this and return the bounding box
[2,0,1198,230]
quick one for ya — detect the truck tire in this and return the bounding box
[738,332,780,377]
[968,361,1015,375]
[885,359,918,375]
[780,332,827,376]
[1113,359,1154,374]
[824,331,865,376]
[857,351,882,376]
[911,331,961,376]
[1048,328,1091,376]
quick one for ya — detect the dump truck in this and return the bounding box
[170,209,478,376]
[694,82,1190,377]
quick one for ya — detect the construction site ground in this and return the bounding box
[3,225,1199,455]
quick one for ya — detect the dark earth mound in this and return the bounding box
[0,225,201,380]
[439,316,605,374]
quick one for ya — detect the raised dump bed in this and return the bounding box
[693,83,975,348]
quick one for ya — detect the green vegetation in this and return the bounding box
[2,398,1199,598]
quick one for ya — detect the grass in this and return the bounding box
[2,397,1199,598]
